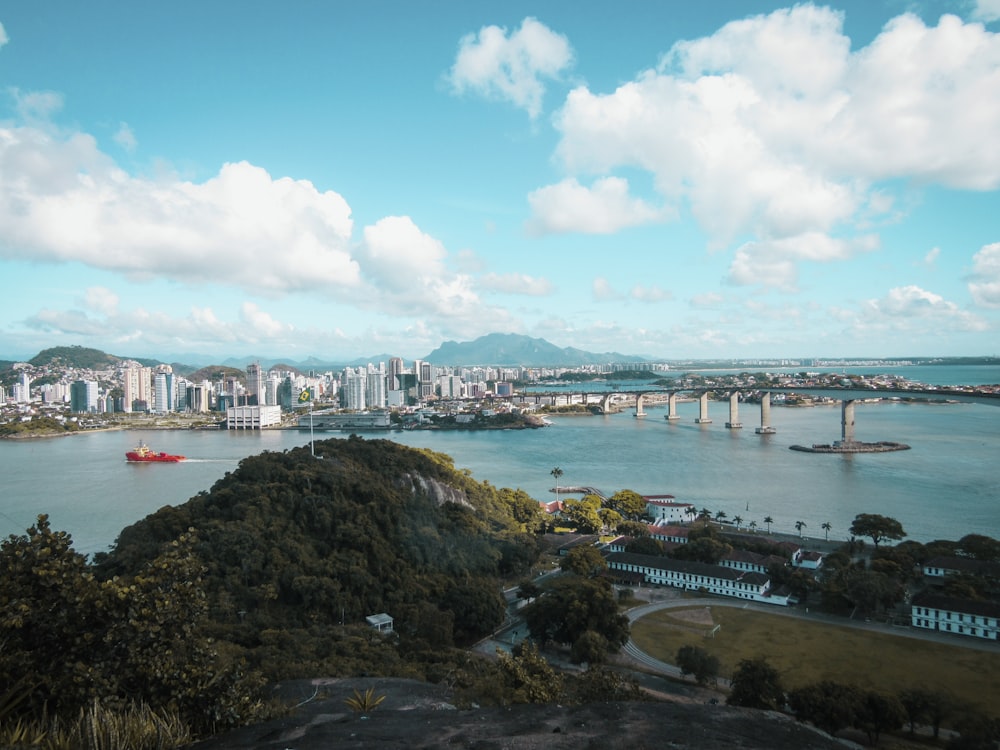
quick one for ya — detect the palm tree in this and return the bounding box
[795,520,807,538]
[550,467,563,496]
[715,510,728,524]
[698,507,712,522]
[821,521,832,541]
[763,515,774,534]
[748,520,758,534]
[685,506,698,524]
[732,515,744,531]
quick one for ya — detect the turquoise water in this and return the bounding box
[1,391,997,556]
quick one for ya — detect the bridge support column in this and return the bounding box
[839,400,856,446]
[755,392,776,434]
[665,393,679,420]
[725,392,742,428]
[600,393,612,415]
[634,393,646,418]
[695,392,712,424]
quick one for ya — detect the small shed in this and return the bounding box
[365,612,394,633]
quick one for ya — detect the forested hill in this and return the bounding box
[98,436,545,676]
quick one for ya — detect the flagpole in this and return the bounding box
[310,397,314,457]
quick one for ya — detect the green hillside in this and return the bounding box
[28,345,122,369]
[98,436,546,678]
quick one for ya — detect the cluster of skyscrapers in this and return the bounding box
[5,357,530,416]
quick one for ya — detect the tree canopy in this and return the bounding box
[849,514,906,548]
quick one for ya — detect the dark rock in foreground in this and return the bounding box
[191,678,852,750]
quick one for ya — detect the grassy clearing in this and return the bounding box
[631,605,1000,716]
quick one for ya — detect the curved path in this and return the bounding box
[622,594,1000,682]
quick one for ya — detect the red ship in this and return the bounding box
[126,441,185,463]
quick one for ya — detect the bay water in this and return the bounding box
[1,367,997,557]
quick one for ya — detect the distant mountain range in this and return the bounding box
[7,339,997,376]
[2,335,649,375]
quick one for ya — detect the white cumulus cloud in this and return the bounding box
[0,126,360,294]
[479,272,552,296]
[727,232,876,291]
[860,285,988,332]
[973,0,1000,22]
[527,177,664,235]
[968,242,1000,307]
[448,17,573,119]
[542,6,1000,281]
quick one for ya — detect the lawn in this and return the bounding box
[630,605,1000,717]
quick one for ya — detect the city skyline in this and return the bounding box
[1,2,999,362]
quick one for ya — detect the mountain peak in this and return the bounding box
[423,333,646,367]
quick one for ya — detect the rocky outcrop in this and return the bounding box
[402,473,473,508]
[192,678,856,750]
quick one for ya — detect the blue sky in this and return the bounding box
[1,1,999,363]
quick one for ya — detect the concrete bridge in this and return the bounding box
[514,384,997,437]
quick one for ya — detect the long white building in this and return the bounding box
[606,551,791,606]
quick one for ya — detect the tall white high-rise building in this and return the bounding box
[123,366,152,412]
[366,370,386,408]
[388,357,404,391]
[153,372,174,412]
[246,363,263,405]
[341,367,366,410]
[438,374,464,399]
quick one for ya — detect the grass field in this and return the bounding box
[630,605,1000,717]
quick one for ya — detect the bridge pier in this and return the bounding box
[695,392,712,424]
[838,400,856,446]
[665,393,680,421]
[634,393,646,418]
[725,392,742,429]
[755,392,776,434]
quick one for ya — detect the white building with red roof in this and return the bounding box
[643,495,695,524]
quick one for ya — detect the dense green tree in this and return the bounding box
[562,496,602,534]
[598,507,623,533]
[854,690,906,745]
[957,534,1000,561]
[675,645,719,686]
[898,687,955,738]
[442,582,506,645]
[570,629,610,665]
[949,710,1000,750]
[516,579,541,603]
[788,681,863,735]
[617,520,650,538]
[560,545,607,577]
[849,514,907,548]
[671,536,732,565]
[727,657,785,710]
[0,517,264,734]
[497,488,546,533]
[568,667,642,704]
[606,490,648,521]
[489,641,564,706]
[521,577,629,652]
[843,568,905,615]
[625,536,665,556]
